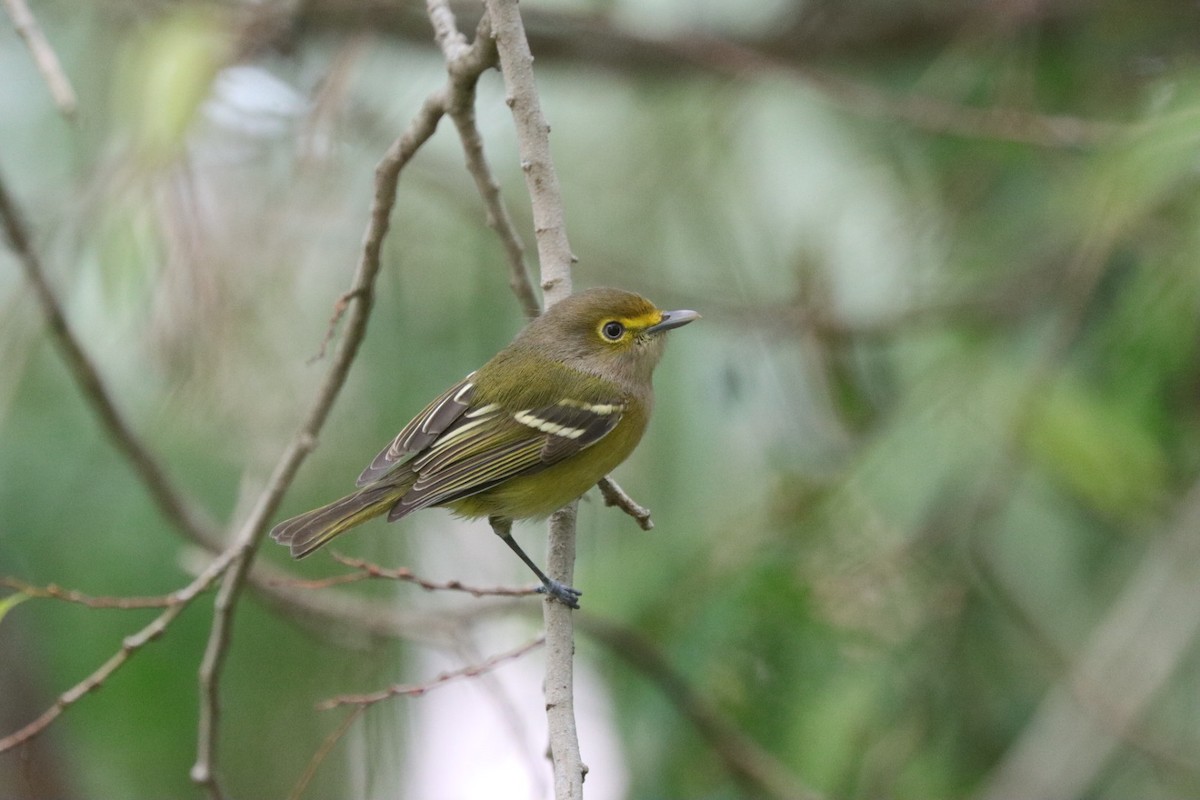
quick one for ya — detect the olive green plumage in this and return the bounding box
[270,287,698,603]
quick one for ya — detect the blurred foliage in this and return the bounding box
[4,0,1200,798]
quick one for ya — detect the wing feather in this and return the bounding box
[356,373,476,487]
[384,397,625,519]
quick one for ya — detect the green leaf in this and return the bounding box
[0,592,30,626]
[1025,377,1167,519]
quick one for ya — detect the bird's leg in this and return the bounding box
[488,515,582,609]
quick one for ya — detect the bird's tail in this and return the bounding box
[270,484,404,559]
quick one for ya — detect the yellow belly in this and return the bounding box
[445,410,647,520]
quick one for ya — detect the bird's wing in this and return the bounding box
[355,372,477,487]
[385,397,625,520]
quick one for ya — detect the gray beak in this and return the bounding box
[645,309,700,335]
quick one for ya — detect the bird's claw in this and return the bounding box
[537,580,583,609]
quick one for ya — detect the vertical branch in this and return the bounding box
[482,1,583,797]
[431,5,541,320]
[483,0,575,304]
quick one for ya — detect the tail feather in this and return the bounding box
[271,484,403,559]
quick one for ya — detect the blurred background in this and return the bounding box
[4,0,1200,798]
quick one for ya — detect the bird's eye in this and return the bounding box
[601,321,625,341]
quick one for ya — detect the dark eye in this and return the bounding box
[601,321,625,341]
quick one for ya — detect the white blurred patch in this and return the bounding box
[202,65,308,140]
[369,515,630,800]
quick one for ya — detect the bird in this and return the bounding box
[270,287,699,607]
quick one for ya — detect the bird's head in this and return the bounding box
[521,287,700,389]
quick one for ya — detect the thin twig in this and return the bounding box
[433,6,541,320]
[975,482,1200,800]
[482,0,575,303]
[320,552,541,597]
[307,288,365,364]
[0,577,179,609]
[0,547,237,754]
[597,476,654,530]
[1,0,77,117]
[287,706,367,800]
[482,2,584,796]
[318,636,544,709]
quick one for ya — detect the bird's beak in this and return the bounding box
[645,309,701,335]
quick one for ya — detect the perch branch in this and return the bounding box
[482,0,585,796]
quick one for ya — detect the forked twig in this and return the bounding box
[0,547,238,753]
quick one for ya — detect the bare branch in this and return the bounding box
[1,0,77,117]
[434,8,542,319]
[483,0,574,303]
[482,1,585,795]
[0,547,237,754]
[0,577,178,609]
[318,636,544,710]
[191,8,520,792]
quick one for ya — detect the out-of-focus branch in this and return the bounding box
[580,615,823,800]
[481,1,584,796]
[318,635,544,710]
[1,0,77,117]
[286,706,366,800]
[285,635,543,797]
[0,165,223,554]
[278,0,1125,150]
[975,481,1200,800]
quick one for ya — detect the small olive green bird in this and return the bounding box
[270,287,698,607]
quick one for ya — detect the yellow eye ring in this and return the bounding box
[600,320,625,341]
